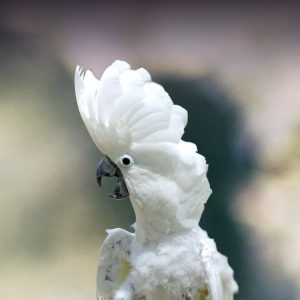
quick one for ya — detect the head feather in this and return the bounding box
[75,60,187,160]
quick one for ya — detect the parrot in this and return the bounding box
[74,60,238,300]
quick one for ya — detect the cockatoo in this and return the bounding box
[75,60,238,300]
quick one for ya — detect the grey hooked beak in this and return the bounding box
[96,156,129,199]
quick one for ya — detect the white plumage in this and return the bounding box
[75,60,238,300]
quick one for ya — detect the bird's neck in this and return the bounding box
[130,196,189,244]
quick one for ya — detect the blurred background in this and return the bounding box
[0,1,299,299]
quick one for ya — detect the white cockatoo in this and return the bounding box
[75,60,238,300]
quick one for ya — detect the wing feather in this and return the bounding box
[200,230,238,300]
[97,228,134,299]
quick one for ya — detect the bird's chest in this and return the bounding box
[129,237,206,299]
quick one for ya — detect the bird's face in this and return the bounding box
[96,150,182,238]
[96,143,180,207]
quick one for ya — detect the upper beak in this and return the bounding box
[96,156,129,199]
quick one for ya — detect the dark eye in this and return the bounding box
[120,155,134,167]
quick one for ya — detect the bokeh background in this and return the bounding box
[1,1,299,299]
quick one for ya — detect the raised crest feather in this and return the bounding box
[74,60,187,159]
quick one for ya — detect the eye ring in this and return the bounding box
[120,155,134,167]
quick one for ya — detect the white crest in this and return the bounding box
[75,60,187,160]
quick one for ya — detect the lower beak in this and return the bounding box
[96,156,129,199]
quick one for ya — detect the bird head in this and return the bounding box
[75,60,211,237]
